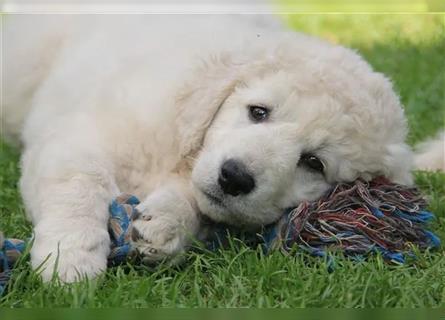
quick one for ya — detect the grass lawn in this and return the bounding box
[0,14,444,307]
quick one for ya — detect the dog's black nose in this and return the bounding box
[218,159,255,196]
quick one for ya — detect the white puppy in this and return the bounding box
[3,14,415,282]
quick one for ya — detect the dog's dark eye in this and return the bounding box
[299,154,325,173]
[248,105,269,122]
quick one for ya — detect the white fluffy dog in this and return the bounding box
[3,14,419,282]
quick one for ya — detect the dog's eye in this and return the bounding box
[299,154,325,173]
[248,105,269,122]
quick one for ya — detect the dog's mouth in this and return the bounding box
[202,190,225,207]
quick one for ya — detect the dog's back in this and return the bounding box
[2,14,281,147]
[2,15,79,145]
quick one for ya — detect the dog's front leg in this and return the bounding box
[20,138,120,282]
[130,177,200,264]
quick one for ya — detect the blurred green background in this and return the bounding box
[279,0,445,12]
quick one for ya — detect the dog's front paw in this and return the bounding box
[34,249,107,283]
[31,224,110,282]
[131,210,187,264]
[130,190,198,264]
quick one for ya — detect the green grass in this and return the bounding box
[1,14,444,307]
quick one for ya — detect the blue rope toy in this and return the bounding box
[0,177,440,294]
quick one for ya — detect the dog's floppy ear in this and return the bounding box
[175,53,243,158]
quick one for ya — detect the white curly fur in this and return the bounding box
[2,14,419,282]
[415,131,445,171]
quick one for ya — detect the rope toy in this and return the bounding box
[0,177,440,293]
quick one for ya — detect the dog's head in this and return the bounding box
[176,33,413,227]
